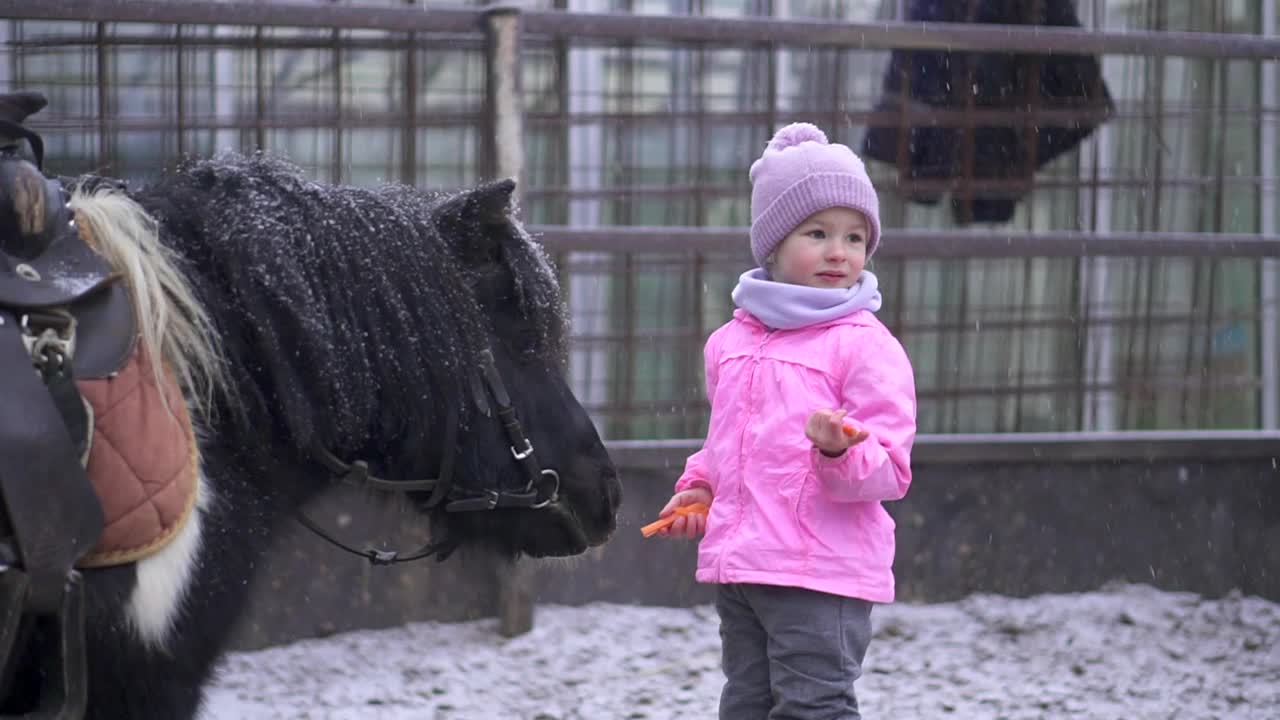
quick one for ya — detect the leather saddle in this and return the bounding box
[0,90,134,718]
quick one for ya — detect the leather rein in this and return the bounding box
[298,348,568,565]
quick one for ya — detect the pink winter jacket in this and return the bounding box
[675,308,917,603]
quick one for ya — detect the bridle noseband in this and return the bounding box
[298,348,569,564]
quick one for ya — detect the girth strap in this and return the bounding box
[0,310,103,612]
[0,314,97,714]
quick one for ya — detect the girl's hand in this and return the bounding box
[805,408,870,456]
[656,487,712,539]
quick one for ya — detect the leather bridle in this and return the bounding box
[299,348,576,564]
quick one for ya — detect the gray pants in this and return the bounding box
[716,583,873,720]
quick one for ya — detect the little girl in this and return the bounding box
[656,122,917,719]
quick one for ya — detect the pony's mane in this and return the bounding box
[69,186,228,420]
[379,182,568,364]
[134,152,565,459]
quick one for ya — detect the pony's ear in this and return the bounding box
[441,178,515,227]
[436,178,517,266]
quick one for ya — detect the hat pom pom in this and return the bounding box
[767,122,828,151]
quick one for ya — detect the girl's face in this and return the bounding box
[770,207,869,289]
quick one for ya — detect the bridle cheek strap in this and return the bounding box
[300,348,561,564]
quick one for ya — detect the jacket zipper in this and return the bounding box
[722,326,771,579]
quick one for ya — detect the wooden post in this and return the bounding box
[495,555,535,638]
[484,5,533,638]
[485,6,524,191]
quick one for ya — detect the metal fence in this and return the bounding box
[1,0,1277,438]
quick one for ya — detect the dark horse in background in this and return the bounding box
[0,93,621,720]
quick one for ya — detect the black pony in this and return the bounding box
[0,149,622,719]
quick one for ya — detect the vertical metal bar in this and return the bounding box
[1011,0,1043,431]
[692,0,705,228]
[552,8,568,221]
[1024,0,1043,210]
[1179,248,1201,427]
[1129,2,1157,431]
[984,260,1004,432]
[1147,2,1165,229]
[332,26,343,183]
[1178,8,1212,425]
[830,23,842,149]
[0,20,12,91]
[893,43,911,197]
[1137,255,1154,427]
[1199,4,1228,427]
[1145,7,1171,427]
[689,251,705,436]
[555,7,569,224]
[688,0,705,438]
[617,0,636,437]
[254,26,266,151]
[212,24,235,153]
[889,257,905,339]
[401,23,417,186]
[565,0,608,433]
[8,21,23,91]
[1012,256,1032,430]
[1076,249,1093,429]
[1261,0,1278,428]
[620,252,636,433]
[1141,253,1162,425]
[668,0,689,222]
[619,6,634,226]
[175,24,185,158]
[770,0,784,131]
[610,0,637,441]
[1082,0,1117,431]
[96,22,112,174]
[956,0,977,225]
[1143,5,1168,429]
[949,264,969,432]
[1069,250,1086,430]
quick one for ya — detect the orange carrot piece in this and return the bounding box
[641,502,709,537]
[841,424,858,437]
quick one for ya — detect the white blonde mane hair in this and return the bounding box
[69,184,227,418]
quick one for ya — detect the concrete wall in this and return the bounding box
[229,433,1280,650]
[227,491,501,651]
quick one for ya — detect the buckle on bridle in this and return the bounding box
[510,438,534,461]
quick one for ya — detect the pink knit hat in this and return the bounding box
[748,122,881,266]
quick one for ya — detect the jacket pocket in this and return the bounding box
[797,473,890,560]
[737,466,808,555]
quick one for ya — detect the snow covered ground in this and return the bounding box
[203,583,1279,719]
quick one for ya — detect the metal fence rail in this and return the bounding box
[6,1,1280,59]
[533,225,1280,257]
[1,0,1277,436]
